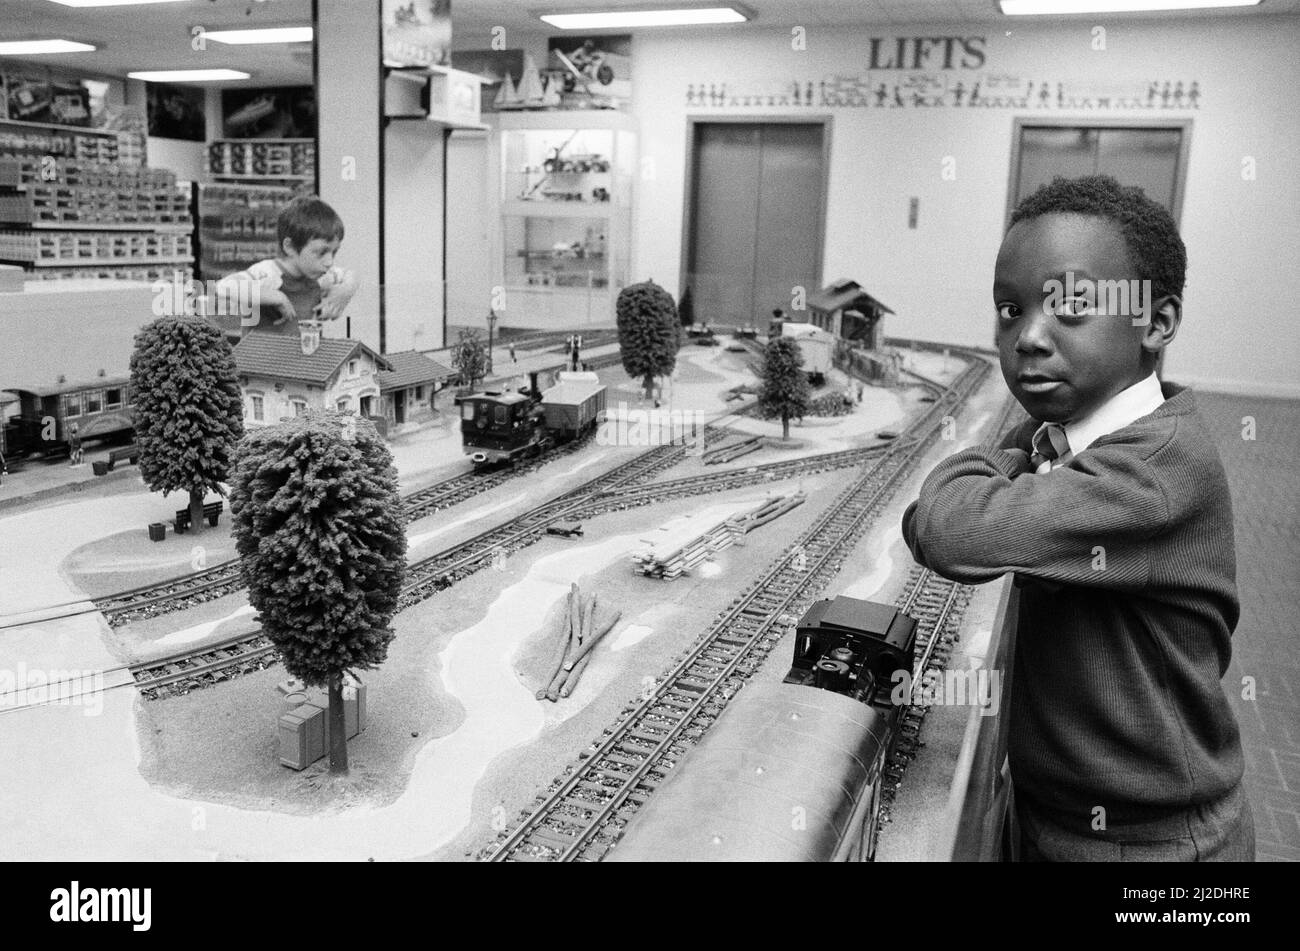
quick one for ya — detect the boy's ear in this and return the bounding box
[280,236,296,257]
[1141,294,1180,355]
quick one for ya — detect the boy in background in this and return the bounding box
[217,195,357,337]
[902,175,1252,861]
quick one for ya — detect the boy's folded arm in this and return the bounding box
[905,443,1169,589]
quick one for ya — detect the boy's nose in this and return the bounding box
[1015,310,1054,353]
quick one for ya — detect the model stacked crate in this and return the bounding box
[278,683,369,770]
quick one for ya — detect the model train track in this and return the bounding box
[395,428,735,607]
[94,351,640,627]
[876,567,970,834]
[129,631,279,700]
[483,359,990,861]
[580,440,901,514]
[119,349,992,703]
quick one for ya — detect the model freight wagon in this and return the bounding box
[539,372,606,441]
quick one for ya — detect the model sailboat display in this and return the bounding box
[493,69,519,109]
[540,74,563,109]
[515,53,547,107]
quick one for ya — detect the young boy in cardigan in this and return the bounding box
[902,175,1253,861]
[217,195,357,337]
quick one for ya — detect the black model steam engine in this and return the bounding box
[459,370,606,468]
[784,596,918,705]
[611,596,921,863]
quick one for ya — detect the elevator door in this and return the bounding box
[687,122,825,326]
[1011,124,1186,220]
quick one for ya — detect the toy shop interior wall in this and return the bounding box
[632,16,1300,397]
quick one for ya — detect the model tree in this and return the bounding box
[450,328,488,388]
[129,316,244,532]
[617,279,681,401]
[230,413,407,774]
[760,336,811,440]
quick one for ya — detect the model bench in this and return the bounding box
[173,500,224,533]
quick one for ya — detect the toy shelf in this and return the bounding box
[491,110,636,327]
[208,139,316,181]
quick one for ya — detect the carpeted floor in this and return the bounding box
[1194,390,1300,861]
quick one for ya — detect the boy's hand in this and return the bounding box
[257,287,297,325]
[316,268,357,322]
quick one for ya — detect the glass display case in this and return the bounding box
[493,111,636,328]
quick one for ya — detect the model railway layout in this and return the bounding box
[94,351,633,627]
[483,356,990,861]
[104,338,1004,858]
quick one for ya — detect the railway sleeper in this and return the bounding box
[603,750,650,769]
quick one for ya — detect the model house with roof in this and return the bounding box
[232,334,391,427]
[806,279,895,350]
[376,350,455,432]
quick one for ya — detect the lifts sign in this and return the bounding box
[865,36,987,71]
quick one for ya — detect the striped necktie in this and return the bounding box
[1030,422,1071,470]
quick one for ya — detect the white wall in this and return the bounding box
[384,120,448,352]
[316,0,383,353]
[145,137,204,181]
[631,16,1300,396]
[446,129,493,327]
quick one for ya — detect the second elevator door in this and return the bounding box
[687,122,825,326]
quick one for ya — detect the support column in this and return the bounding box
[313,0,385,352]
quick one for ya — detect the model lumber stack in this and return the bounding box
[536,583,621,702]
[630,493,806,580]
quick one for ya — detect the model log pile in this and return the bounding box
[537,583,622,702]
[631,493,806,580]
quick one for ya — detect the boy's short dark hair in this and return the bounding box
[1008,175,1186,302]
[277,196,344,252]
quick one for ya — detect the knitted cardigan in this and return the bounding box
[902,383,1244,825]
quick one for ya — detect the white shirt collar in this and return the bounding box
[1063,372,1165,455]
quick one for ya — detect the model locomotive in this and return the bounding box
[459,370,606,467]
[784,595,918,702]
[609,596,918,862]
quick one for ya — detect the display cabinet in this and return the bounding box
[493,110,636,328]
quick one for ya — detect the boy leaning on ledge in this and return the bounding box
[215,195,358,337]
[902,175,1253,861]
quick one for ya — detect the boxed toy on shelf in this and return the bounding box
[193,182,298,280]
[208,139,315,181]
[0,120,192,282]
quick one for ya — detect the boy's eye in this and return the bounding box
[996,303,1020,322]
[1054,296,1095,320]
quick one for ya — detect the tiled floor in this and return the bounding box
[1196,391,1300,862]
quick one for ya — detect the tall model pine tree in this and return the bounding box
[230,413,407,774]
[760,336,811,440]
[129,317,244,532]
[616,280,681,401]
